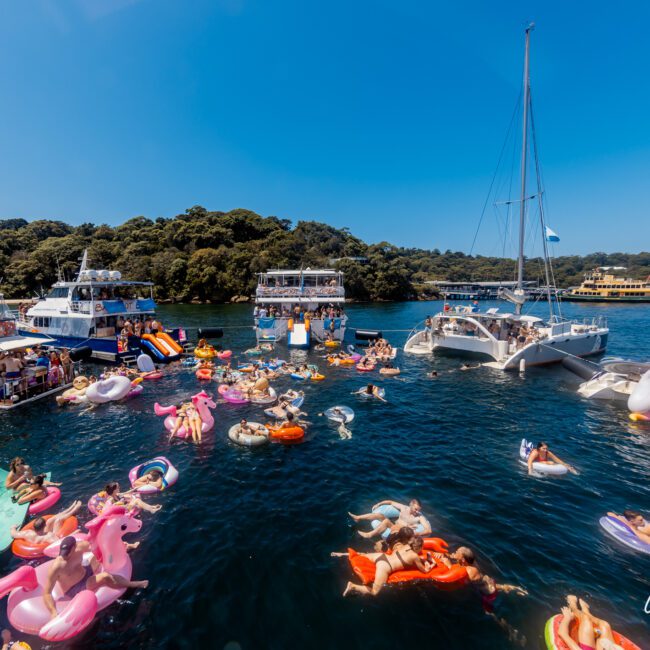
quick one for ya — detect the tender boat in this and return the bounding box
[254,269,347,347]
[405,25,609,370]
[1,294,75,409]
[16,251,186,364]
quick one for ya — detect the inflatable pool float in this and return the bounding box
[544,614,641,650]
[11,515,78,559]
[28,487,61,516]
[369,504,426,537]
[228,423,270,447]
[0,505,142,642]
[182,357,198,367]
[244,347,264,356]
[349,353,362,362]
[324,340,340,348]
[380,367,400,376]
[128,457,178,494]
[324,406,355,424]
[628,369,650,422]
[195,346,217,359]
[154,390,216,440]
[358,387,385,400]
[195,368,213,381]
[356,363,375,372]
[56,376,90,406]
[86,376,133,404]
[250,387,277,406]
[238,364,256,373]
[348,537,467,587]
[291,372,310,381]
[142,371,163,380]
[267,423,305,443]
[519,439,568,476]
[218,384,250,404]
[136,354,156,373]
[126,383,143,400]
[87,492,135,516]
[599,515,650,555]
[217,350,232,360]
[310,373,325,381]
[328,356,355,366]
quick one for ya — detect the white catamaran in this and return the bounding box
[404,25,609,369]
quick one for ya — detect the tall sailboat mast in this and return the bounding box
[516,23,534,315]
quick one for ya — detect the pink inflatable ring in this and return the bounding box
[28,487,61,515]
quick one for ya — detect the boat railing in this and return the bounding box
[256,287,345,299]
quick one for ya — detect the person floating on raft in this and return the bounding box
[332,527,436,597]
[606,509,650,545]
[11,475,61,506]
[549,595,640,650]
[349,499,432,538]
[526,442,577,476]
[353,384,386,402]
[11,501,82,546]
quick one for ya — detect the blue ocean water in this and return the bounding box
[1,300,649,649]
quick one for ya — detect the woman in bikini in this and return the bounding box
[557,595,624,650]
[5,457,29,490]
[332,528,435,597]
[102,481,162,514]
[528,442,577,475]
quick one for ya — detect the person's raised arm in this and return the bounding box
[418,517,432,536]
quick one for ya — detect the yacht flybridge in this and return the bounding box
[405,25,609,369]
[254,269,347,347]
[17,251,185,363]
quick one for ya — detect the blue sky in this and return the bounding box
[0,1,648,255]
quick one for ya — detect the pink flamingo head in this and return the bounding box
[192,390,216,412]
[85,505,142,569]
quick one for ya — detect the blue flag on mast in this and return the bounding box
[545,226,560,242]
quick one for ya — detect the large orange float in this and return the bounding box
[348,537,468,586]
[11,515,78,559]
[267,423,305,443]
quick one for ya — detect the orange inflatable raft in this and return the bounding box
[195,368,213,381]
[545,615,641,650]
[11,515,79,559]
[267,423,305,443]
[348,538,468,586]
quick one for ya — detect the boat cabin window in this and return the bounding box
[34,317,51,328]
[47,287,69,298]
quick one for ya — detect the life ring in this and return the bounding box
[228,423,270,447]
[196,368,213,381]
[95,303,103,312]
[356,363,375,372]
[599,515,650,555]
[324,406,355,423]
[267,423,305,443]
[11,515,79,559]
[379,367,401,376]
[28,487,61,516]
[519,439,568,476]
[544,614,641,650]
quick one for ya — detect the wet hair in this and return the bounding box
[411,537,424,553]
[286,412,295,422]
[623,509,642,521]
[104,481,120,496]
[457,547,475,565]
[366,384,373,393]
[33,517,46,533]
[536,442,548,450]
[148,470,163,480]
[410,498,422,509]
[33,474,45,487]
[386,526,414,549]
[9,457,25,472]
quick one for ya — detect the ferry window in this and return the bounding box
[48,287,68,298]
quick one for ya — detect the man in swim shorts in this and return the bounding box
[11,500,82,545]
[43,536,149,620]
[349,499,432,539]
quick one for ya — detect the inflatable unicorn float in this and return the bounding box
[628,370,650,421]
[154,390,216,439]
[0,505,143,642]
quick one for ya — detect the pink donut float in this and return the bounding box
[28,487,61,515]
[217,350,232,359]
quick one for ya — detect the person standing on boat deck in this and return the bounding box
[424,316,432,340]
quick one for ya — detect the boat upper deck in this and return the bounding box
[256,269,345,302]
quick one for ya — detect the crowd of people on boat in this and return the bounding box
[0,347,74,405]
[254,303,345,321]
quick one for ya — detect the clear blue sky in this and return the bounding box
[1,1,648,255]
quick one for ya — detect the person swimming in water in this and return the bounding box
[131,469,164,491]
[527,442,577,475]
[332,528,435,597]
[349,499,432,538]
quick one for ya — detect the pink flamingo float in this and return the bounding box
[154,390,216,439]
[0,505,142,642]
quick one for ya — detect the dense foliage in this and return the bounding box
[1,208,648,302]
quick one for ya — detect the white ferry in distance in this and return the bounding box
[254,269,347,347]
[17,251,186,363]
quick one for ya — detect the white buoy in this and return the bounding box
[519,359,526,374]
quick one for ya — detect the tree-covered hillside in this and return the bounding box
[1,207,648,302]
